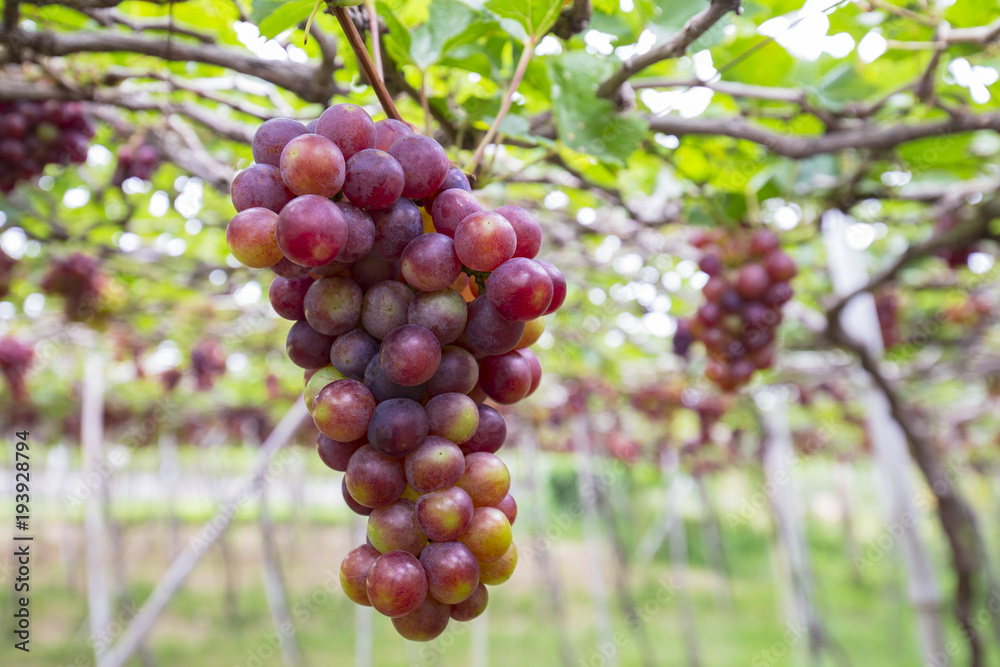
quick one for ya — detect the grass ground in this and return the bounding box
[0,450,997,667]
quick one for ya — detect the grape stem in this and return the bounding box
[365,0,382,80]
[332,6,403,122]
[465,36,536,176]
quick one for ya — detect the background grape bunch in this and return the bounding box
[675,229,797,392]
[112,141,161,186]
[0,100,94,193]
[226,104,565,641]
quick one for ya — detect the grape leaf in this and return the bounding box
[410,0,482,69]
[251,0,317,39]
[485,0,566,41]
[546,52,648,165]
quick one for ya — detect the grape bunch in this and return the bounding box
[226,104,566,641]
[112,142,161,185]
[0,247,16,299]
[933,213,980,269]
[675,229,796,392]
[40,252,111,322]
[874,289,901,349]
[0,100,94,193]
[190,339,227,390]
[0,336,33,402]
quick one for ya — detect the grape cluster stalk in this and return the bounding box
[226,104,566,641]
[0,100,94,192]
[675,229,797,392]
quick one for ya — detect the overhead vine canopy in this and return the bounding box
[1,0,1000,664]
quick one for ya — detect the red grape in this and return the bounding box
[226,208,283,269]
[276,195,348,267]
[454,212,516,272]
[316,103,377,160]
[366,550,428,617]
[279,133,346,197]
[389,134,449,199]
[343,149,405,210]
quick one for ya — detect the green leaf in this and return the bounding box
[546,51,648,165]
[410,0,482,69]
[806,63,878,111]
[251,0,316,39]
[485,0,566,40]
[378,2,414,66]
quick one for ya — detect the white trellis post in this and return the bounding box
[759,392,822,663]
[571,414,616,667]
[82,349,112,667]
[822,209,947,665]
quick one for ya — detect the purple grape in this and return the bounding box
[405,436,466,494]
[312,379,375,442]
[368,499,428,556]
[370,198,423,261]
[279,133,345,197]
[252,118,308,166]
[407,289,467,345]
[436,166,471,194]
[276,195,348,267]
[401,233,462,292]
[366,551,428,618]
[420,541,480,605]
[379,324,442,386]
[268,274,314,320]
[340,543,379,605]
[270,256,311,279]
[363,353,427,403]
[450,583,488,621]
[316,103,376,161]
[343,149,405,210]
[426,393,480,444]
[226,207,283,269]
[415,487,475,542]
[426,346,479,396]
[334,202,376,263]
[351,254,399,290]
[464,296,524,356]
[536,260,567,315]
[285,320,335,369]
[346,444,407,508]
[463,405,507,454]
[330,328,380,380]
[317,434,366,472]
[367,398,429,458]
[231,164,295,213]
[478,352,532,404]
[303,275,363,336]
[430,189,483,238]
[454,212,516,272]
[495,205,542,259]
[361,280,413,340]
[391,596,450,641]
[374,118,413,152]
[485,258,554,322]
[456,452,510,507]
[389,134,450,199]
